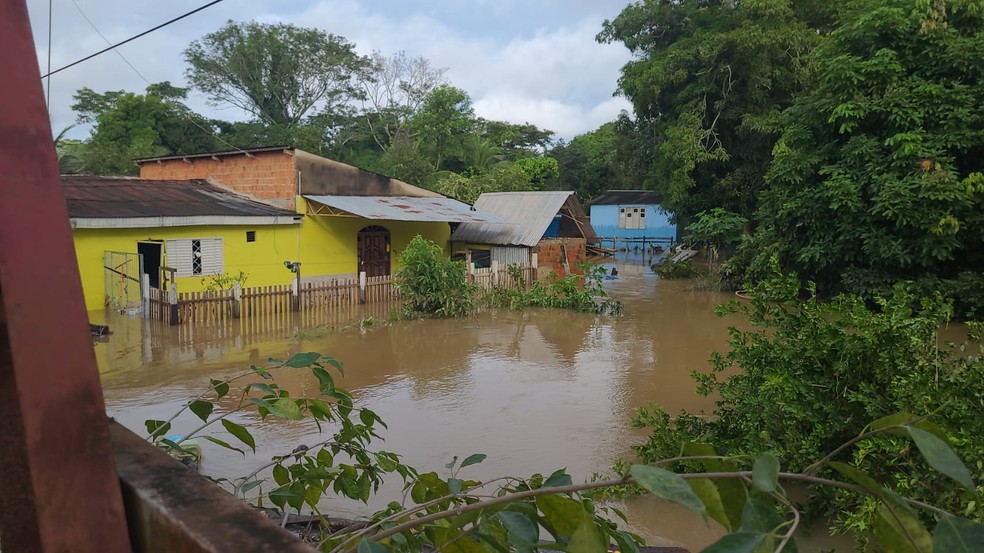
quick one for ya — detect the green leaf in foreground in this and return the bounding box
[568,521,607,553]
[495,512,538,553]
[933,516,984,552]
[700,532,766,553]
[189,400,214,422]
[285,351,321,368]
[358,539,389,553]
[907,426,977,494]
[873,503,932,553]
[630,464,707,517]
[752,453,779,494]
[202,435,245,456]
[221,419,256,452]
[460,453,487,468]
[270,397,304,420]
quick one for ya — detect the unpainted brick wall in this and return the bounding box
[535,238,587,279]
[139,151,298,207]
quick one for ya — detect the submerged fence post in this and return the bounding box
[168,281,179,326]
[359,271,367,304]
[232,282,242,318]
[491,260,499,288]
[292,263,302,312]
[141,273,150,319]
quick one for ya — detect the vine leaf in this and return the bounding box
[933,517,984,552]
[357,539,389,553]
[906,426,977,494]
[568,521,606,553]
[285,351,321,368]
[700,532,766,553]
[201,435,244,456]
[630,464,707,517]
[221,419,256,452]
[460,453,487,468]
[189,400,214,422]
[873,503,932,553]
[688,478,731,530]
[495,512,538,553]
[752,453,779,494]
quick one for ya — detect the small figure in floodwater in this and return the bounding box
[604,267,619,280]
[611,267,618,277]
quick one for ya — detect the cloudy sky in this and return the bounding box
[27,0,635,143]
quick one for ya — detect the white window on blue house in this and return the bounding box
[165,238,224,277]
[618,206,646,230]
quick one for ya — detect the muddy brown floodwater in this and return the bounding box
[94,262,846,551]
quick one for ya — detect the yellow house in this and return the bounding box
[64,175,302,311]
[68,148,501,313]
[135,146,499,282]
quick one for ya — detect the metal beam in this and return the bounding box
[0,2,131,551]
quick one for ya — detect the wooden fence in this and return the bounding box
[146,264,536,328]
[146,274,400,326]
[469,262,537,292]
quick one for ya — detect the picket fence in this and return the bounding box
[146,263,538,329]
[147,275,397,326]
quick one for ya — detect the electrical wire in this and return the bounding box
[42,0,225,79]
[68,0,249,156]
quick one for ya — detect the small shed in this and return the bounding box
[449,192,597,278]
[588,190,678,247]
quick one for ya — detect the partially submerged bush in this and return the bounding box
[395,235,475,318]
[654,259,705,279]
[487,263,622,316]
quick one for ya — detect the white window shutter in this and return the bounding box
[165,239,194,277]
[201,238,224,275]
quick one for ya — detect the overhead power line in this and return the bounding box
[68,0,249,156]
[41,0,226,79]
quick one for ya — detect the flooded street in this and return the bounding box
[94,265,826,550]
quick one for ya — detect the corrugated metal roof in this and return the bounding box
[450,192,581,247]
[588,190,663,206]
[304,195,506,223]
[588,190,664,206]
[62,176,299,219]
[135,145,291,164]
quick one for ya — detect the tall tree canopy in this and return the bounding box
[732,0,984,314]
[70,82,218,175]
[550,122,635,201]
[184,21,369,127]
[598,0,831,221]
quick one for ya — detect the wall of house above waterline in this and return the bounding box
[73,224,302,311]
[590,204,677,241]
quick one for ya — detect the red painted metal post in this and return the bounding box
[0,2,132,551]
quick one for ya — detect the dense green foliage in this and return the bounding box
[549,122,635,201]
[654,259,706,280]
[729,0,984,316]
[395,236,476,318]
[487,264,622,316]
[598,0,831,221]
[70,82,219,174]
[632,267,984,545]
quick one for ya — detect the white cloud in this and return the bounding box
[28,0,633,141]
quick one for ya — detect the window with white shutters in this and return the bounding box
[165,238,224,277]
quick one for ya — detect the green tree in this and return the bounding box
[71,83,219,175]
[734,0,984,314]
[409,85,475,172]
[598,0,831,221]
[550,122,634,200]
[184,21,369,127]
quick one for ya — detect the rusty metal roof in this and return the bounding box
[63,175,299,220]
[303,195,506,223]
[449,192,596,247]
[588,190,664,206]
[134,145,292,164]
